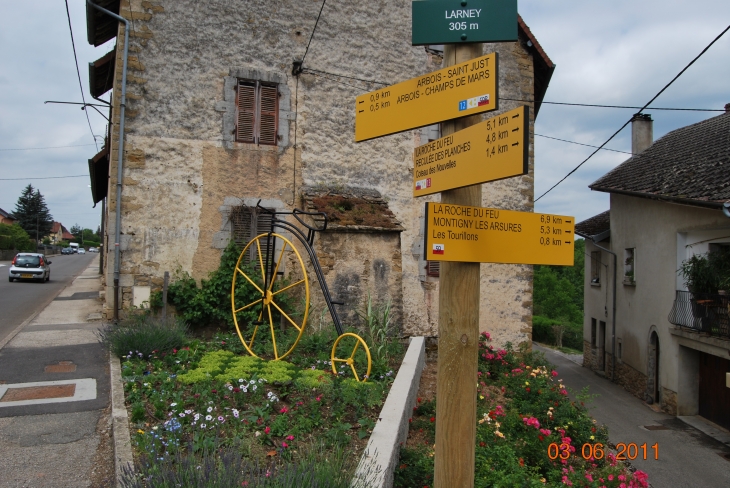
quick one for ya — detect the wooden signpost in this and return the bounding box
[351,3,569,486]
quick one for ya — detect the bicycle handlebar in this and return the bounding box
[255,199,328,232]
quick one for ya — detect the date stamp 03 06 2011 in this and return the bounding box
[548,442,659,461]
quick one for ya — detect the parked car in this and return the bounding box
[88,247,97,253]
[8,253,51,282]
[61,247,74,255]
[78,248,86,254]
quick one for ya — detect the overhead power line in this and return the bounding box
[534,23,730,203]
[0,144,98,152]
[64,0,98,152]
[0,175,87,181]
[535,134,632,155]
[300,0,327,66]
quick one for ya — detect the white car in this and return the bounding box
[78,248,86,254]
[8,253,51,282]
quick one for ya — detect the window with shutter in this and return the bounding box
[230,205,275,266]
[236,80,279,146]
[426,261,440,278]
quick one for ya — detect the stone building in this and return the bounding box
[577,110,730,428]
[85,0,553,345]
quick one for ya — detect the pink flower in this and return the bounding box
[634,470,649,487]
[561,475,573,486]
[286,435,295,441]
[264,426,270,434]
[279,407,289,414]
[608,475,614,481]
[618,474,626,482]
[282,442,288,448]
[585,474,593,482]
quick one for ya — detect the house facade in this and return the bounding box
[0,208,16,225]
[577,110,730,430]
[85,1,554,345]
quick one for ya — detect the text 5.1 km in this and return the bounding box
[355,52,497,142]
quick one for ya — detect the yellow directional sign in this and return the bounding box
[413,106,528,196]
[355,53,498,142]
[424,203,575,265]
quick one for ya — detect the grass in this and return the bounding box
[98,315,188,358]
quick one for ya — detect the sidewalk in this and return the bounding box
[0,255,114,488]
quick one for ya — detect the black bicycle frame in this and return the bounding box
[254,201,345,336]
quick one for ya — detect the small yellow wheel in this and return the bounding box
[331,333,372,382]
[231,233,309,360]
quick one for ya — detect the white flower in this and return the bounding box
[207,406,213,413]
[252,385,257,391]
[170,403,177,407]
[205,415,213,421]
[239,379,244,383]
[185,410,192,414]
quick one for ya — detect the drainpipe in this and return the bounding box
[591,240,617,381]
[86,0,129,322]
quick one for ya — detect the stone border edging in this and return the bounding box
[110,353,134,487]
[352,336,426,488]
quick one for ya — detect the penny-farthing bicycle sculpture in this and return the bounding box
[231,201,372,381]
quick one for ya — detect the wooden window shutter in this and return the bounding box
[258,84,278,145]
[426,261,440,277]
[236,81,256,143]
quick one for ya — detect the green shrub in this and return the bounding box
[166,240,260,329]
[98,315,188,358]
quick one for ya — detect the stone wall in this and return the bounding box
[102,0,541,345]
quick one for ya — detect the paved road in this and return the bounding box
[535,344,730,488]
[0,254,113,487]
[0,253,96,346]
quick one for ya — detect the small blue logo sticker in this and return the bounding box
[458,100,467,111]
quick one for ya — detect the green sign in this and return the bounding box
[412,0,518,46]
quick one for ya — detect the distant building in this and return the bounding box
[48,222,75,244]
[85,1,554,347]
[0,208,16,225]
[577,109,730,430]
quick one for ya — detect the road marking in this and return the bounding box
[0,378,96,407]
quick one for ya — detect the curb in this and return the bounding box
[110,354,134,487]
[353,336,426,488]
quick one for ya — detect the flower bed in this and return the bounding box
[394,332,649,488]
[118,329,400,487]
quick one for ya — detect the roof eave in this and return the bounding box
[590,185,727,210]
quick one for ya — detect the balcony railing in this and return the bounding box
[668,290,730,339]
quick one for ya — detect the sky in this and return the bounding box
[0,1,729,234]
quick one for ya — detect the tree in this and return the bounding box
[12,185,53,243]
[70,224,83,240]
[533,238,585,323]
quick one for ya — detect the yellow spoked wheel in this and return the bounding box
[331,332,372,382]
[231,233,310,361]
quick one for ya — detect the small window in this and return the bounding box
[236,80,279,145]
[591,251,601,285]
[590,318,597,348]
[426,261,440,278]
[624,248,635,284]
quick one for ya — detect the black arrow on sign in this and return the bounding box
[512,142,519,146]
